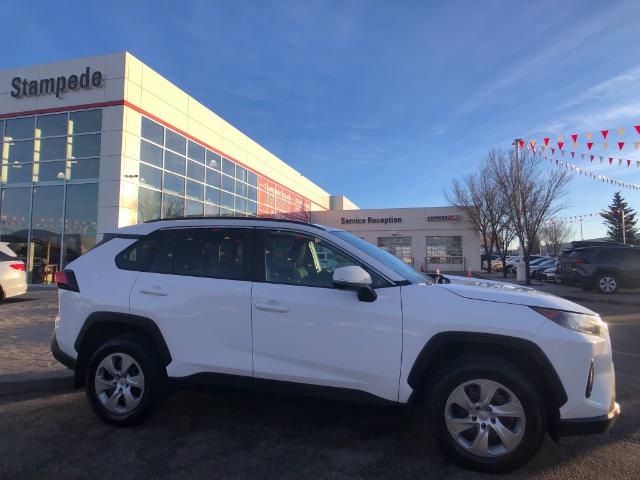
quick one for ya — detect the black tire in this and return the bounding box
[425,355,546,473]
[595,273,618,294]
[86,336,166,426]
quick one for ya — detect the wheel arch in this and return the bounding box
[73,312,172,387]
[407,332,567,416]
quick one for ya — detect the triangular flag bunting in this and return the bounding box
[635,126,640,135]
[543,138,550,147]
[637,161,640,168]
[618,142,625,150]
[571,152,575,158]
[557,141,564,150]
[617,127,625,136]
[601,130,609,139]
[634,142,640,150]
[517,140,525,149]
[603,142,608,150]
[571,134,578,142]
[600,156,604,163]
[590,155,594,162]
[609,157,614,165]
[551,148,555,154]
[587,142,594,150]
[586,132,593,140]
[627,159,631,167]
[618,159,622,166]
[580,153,585,160]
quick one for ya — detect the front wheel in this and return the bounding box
[426,356,546,473]
[86,337,166,426]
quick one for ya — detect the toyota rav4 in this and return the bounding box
[51,217,619,472]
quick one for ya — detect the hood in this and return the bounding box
[439,276,596,315]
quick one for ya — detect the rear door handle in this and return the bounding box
[139,287,168,296]
[255,301,289,313]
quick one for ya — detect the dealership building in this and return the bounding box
[0,52,479,284]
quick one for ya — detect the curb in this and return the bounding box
[0,372,74,396]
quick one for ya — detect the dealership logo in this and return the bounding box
[427,215,461,221]
[341,216,402,225]
[11,67,103,99]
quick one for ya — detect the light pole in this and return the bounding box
[513,138,526,282]
[622,209,626,245]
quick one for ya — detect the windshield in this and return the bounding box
[331,230,428,284]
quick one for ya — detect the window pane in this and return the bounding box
[206,150,221,170]
[220,191,234,209]
[205,203,220,216]
[163,172,184,195]
[69,158,99,180]
[236,166,247,182]
[248,200,257,215]
[70,109,102,134]
[186,180,204,200]
[5,163,33,183]
[248,186,257,202]
[187,160,205,182]
[205,168,220,188]
[171,228,247,280]
[164,150,185,174]
[139,163,162,189]
[138,187,161,223]
[377,236,413,265]
[165,130,186,154]
[70,134,100,158]
[140,140,163,167]
[221,174,234,193]
[62,183,98,267]
[262,231,380,288]
[5,117,35,140]
[36,113,68,137]
[141,117,163,144]
[220,207,233,216]
[222,157,235,177]
[0,187,31,263]
[236,181,247,198]
[205,186,220,205]
[162,193,184,218]
[187,140,205,162]
[186,200,204,216]
[116,230,168,271]
[235,197,247,213]
[6,139,34,163]
[35,161,66,182]
[30,185,64,284]
[38,137,67,160]
[426,236,463,264]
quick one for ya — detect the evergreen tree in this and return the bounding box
[600,191,638,244]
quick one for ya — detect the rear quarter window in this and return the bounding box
[115,231,171,271]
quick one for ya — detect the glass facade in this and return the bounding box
[426,235,463,264]
[137,117,311,223]
[377,236,413,266]
[0,110,101,283]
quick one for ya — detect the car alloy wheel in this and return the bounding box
[444,378,526,457]
[598,276,617,293]
[94,352,145,415]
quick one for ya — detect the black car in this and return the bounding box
[558,245,640,294]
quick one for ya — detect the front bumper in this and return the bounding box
[51,333,76,370]
[557,402,620,436]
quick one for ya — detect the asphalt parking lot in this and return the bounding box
[0,289,639,479]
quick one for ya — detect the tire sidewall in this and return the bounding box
[596,274,618,294]
[86,337,164,426]
[426,359,545,473]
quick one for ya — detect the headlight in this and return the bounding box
[530,306,605,337]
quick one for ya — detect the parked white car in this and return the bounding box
[0,243,27,303]
[51,218,618,473]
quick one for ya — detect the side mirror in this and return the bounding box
[333,266,377,302]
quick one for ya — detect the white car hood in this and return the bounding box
[439,276,596,315]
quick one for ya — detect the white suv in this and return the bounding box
[51,218,619,472]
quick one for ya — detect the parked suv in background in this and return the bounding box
[51,218,618,473]
[0,243,27,303]
[559,245,640,294]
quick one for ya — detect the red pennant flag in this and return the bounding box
[543,138,550,147]
[618,142,625,150]
[635,126,640,135]
[517,139,525,149]
[551,148,555,154]
[571,152,575,158]
[571,134,578,142]
[609,157,613,164]
[628,159,632,167]
[601,130,609,139]
[557,141,564,150]
[590,155,594,162]
[587,142,593,150]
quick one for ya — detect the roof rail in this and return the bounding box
[143,215,325,230]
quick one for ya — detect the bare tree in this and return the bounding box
[539,222,573,256]
[489,147,571,284]
[446,166,497,272]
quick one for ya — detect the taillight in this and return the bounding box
[54,269,80,292]
[572,257,588,266]
[9,263,25,271]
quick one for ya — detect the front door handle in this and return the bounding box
[139,287,168,296]
[255,301,289,313]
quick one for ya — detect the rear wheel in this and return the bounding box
[596,274,618,294]
[426,356,545,473]
[86,337,166,426]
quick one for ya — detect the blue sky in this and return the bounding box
[4,0,640,239]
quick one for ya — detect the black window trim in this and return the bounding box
[252,226,397,289]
